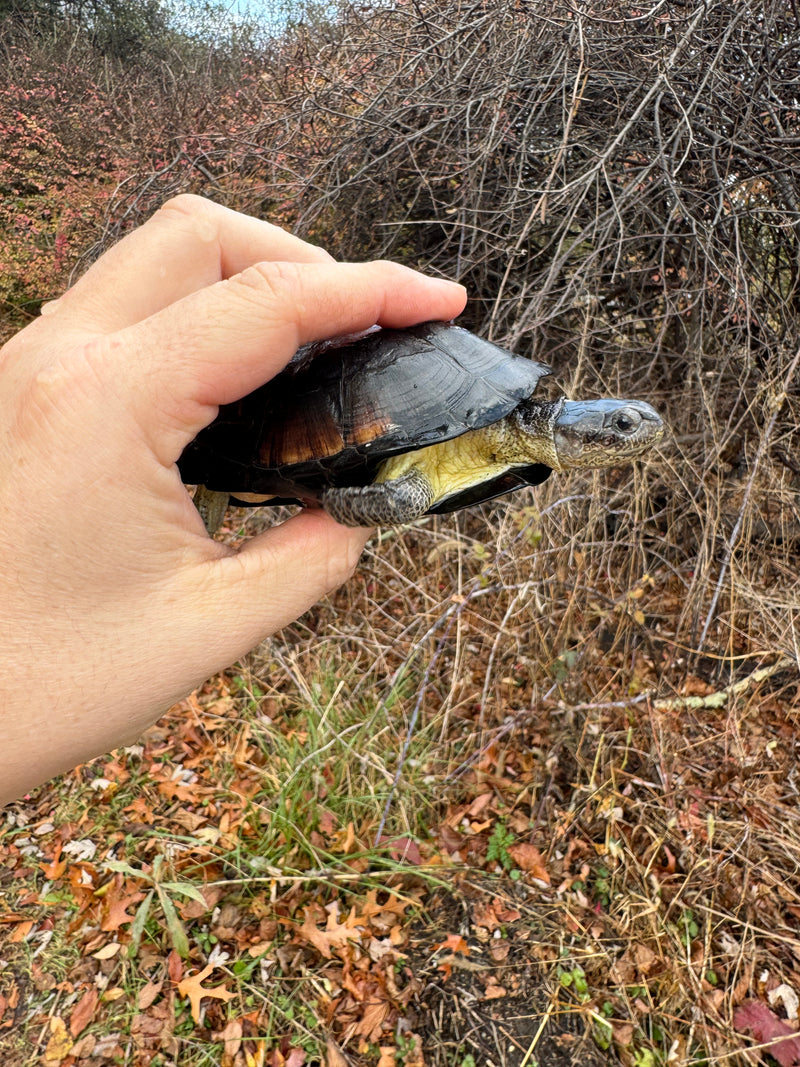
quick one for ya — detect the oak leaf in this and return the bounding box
[177,964,236,1024]
[296,904,362,959]
[735,1001,800,1066]
[101,889,145,931]
[434,934,469,956]
[354,998,390,1042]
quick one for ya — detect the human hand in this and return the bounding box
[0,195,467,804]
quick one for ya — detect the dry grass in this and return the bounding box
[218,423,799,1063]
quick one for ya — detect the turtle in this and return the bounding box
[178,321,664,532]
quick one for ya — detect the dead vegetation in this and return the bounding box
[1,1,800,1065]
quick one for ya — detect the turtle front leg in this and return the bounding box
[321,468,436,527]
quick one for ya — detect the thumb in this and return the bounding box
[189,510,370,662]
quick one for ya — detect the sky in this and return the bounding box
[174,0,310,35]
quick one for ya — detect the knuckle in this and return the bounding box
[155,194,219,244]
[228,261,305,316]
[158,192,211,221]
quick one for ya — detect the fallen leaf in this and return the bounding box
[215,1018,243,1057]
[138,978,164,1010]
[92,942,121,960]
[325,1037,351,1066]
[41,843,67,880]
[633,943,658,975]
[43,1016,73,1064]
[434,934,469,956]
[69,986,98,1037]
[735,1000,800,1066]
[359,890,413,921]
[101,889,145,932]
[770,984,800,1023]
[489,940,510,961]
[354,998,390,1041]
[612,1021,635,1045]
[507,842,550,883]
[10,920,34,943]
[467,793,493,817]
[483,979,508,1000]
[377,836,421,865]
[177,964,236,1024]
[69,1034,97,1058]
[295,904,362,960]
[167,949,184,983]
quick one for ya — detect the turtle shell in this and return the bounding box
[178,321,553,507]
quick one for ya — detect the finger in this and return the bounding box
[183,510,370,667]
[119,258,468,458]
[45,195,333,334]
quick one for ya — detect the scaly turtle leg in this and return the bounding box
[321,468,435,527]
[193,486,230,536]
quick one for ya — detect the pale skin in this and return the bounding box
[0,194,467,805]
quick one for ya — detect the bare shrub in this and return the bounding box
[262,0,800,670]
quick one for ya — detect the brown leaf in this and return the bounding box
[101,889,145,932]
[179,884,224,921]
[69,1034,97,1059]
[295,904,362,960]
[507,843,550,883]
[353,998,390,1042]
[612,1021,635,1046]
[10,919,34,943]
[177,964,236,1024]
[735,1001,800,1066]
[92,941,121,960]
[138,978,164,1011]
[489,940,510,962]
[633,943,658,975]
[377,836,422,865]
[325,1037,352,1067]
[41,844,67,880]
[215,1018,242,1057]
[167,949,184,984]
[482,979,508,1000]
[69,986,98,1038]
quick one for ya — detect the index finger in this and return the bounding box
[119,257,468,462]
[45,196,333,334]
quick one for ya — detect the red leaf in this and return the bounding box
[378,836,421,864]
[735,1001,800,1066]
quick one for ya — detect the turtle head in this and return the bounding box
[548,397,664,470]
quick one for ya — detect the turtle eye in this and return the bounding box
[612,410,639,433]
